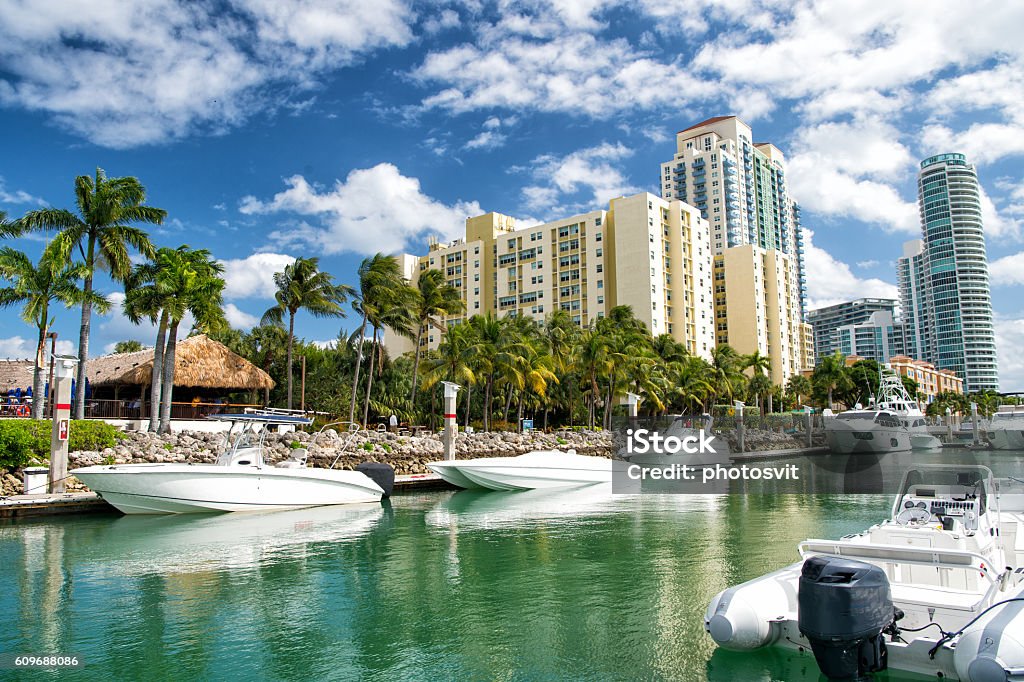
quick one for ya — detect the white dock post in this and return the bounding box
[442,382,461,461]
[49,354,79,494]
[945,407,953,443]
[734,400,745,453]
[625,392,639,419]
[803,405,813,448]
[971,402,980,446]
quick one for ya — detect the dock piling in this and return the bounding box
[442,382,461,460]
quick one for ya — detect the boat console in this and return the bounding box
[889,466,991,532]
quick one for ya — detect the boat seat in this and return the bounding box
[891,583,986,612]
[275,448,308,469]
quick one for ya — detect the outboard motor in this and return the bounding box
[798,556,895,681]
[356,462,395,497]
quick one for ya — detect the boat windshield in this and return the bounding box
[891,465,994,519]
[835,411,875,421]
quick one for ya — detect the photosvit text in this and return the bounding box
[626,428,717,454]
[625,463,801,483]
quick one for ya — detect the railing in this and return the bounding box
[80,399,263,421]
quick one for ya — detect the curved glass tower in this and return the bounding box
[916,153,998,392]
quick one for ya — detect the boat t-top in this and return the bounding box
[73,412,393,514]
[705,465,1024,680]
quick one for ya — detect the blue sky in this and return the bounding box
[2,1,1024,386]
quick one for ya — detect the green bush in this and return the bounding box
[0,422,37,469]
[0,420,124,468]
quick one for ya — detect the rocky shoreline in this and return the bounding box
[0,426,822,496]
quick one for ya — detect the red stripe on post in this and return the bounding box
[55,403,72,410]
[444,413,457,419]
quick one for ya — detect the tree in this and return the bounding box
[0,246,108,418]
[124,251,177,431]
[15,168,163,418]
[420,322,477,425]
[262,257,352,410]
[409,269,464,404]
[813,351,853,409]
[787,374,812,407]
[154,247,227,432]
[742,350,773,412]
[348,254,407,425]
[113,340,145,353]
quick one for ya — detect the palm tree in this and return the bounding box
[742,350,773,412]
[0,246,108,418]
[813,351,852,410]
[420,322,477,425]
[409,269,464,404]
[787,374,812,407]
[708,344,745,407]
[15,168,163,418]
[124,252,173,431]
[348,254,408,425]
[113,340,145,353]
[155,247,227,432]
[262,257,352,410]
[361,288,414,426]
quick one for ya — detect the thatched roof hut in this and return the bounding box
[88,335,274,391]
[0,359,35,393]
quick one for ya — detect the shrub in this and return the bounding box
[0,419,123,467]
[361,442,374,452]
[288,440,304,449]
[0,422,37,469]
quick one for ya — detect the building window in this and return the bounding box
[597,280,603,289]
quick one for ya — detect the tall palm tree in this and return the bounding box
[742,350,773,412]
[155,247,227,432]
[708,344,745,407]
[15,168,163,418]
[361,284,414,426]
[348,254,407,425]
[787,374,812,407]
[409,269,464,404]
[124,252,173,431]
[262,257,352,410]
[0,246,108,418]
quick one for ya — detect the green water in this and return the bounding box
[2,451,1021,681]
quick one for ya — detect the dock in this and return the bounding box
[0,492,115,519]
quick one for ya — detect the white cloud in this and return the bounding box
[0,336,73,360]
[0,177,44,205]
[990,252,1024,287]
[464,130,507,151]
[224,303,260,329]
[219,253,296,299]
[995,316,1024,390]
[423,8,460,33]
[921,122,1024,166]
[520,142,640,213]
[856,260,879,269]
[803,229,898,310]
[240,164,483,254]
[0,0,416,147]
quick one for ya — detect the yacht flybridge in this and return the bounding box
[705,465,1024,681]
[825,366,940,453]
[73,413,393,514]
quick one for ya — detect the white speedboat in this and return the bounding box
[705,465,1024,680]
[427,449,611,491]
[988,405,1024,450]
[73,413,390,514]
[617,413,730,466]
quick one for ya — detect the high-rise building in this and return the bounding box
[807,298,900,360]
[712,245,805,386]
[659,116,807,317]
[385,192,716,360]
[900,153,998,392]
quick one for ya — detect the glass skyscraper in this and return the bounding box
[900,153,998,392]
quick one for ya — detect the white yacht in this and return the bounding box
[705,465,1024,680]
[427,449,611,491]
[988,405,1024,450]
[73,413,390,514]
[825,367,938,453]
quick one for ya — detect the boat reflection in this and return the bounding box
[71,503,386,575]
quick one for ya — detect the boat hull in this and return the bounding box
[429,451,612,491]
[990,428,1024,450]
[72,464,384,514]
[825,423,911,454]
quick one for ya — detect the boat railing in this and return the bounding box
[798,540,1000,585]
[307,421,363,470]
